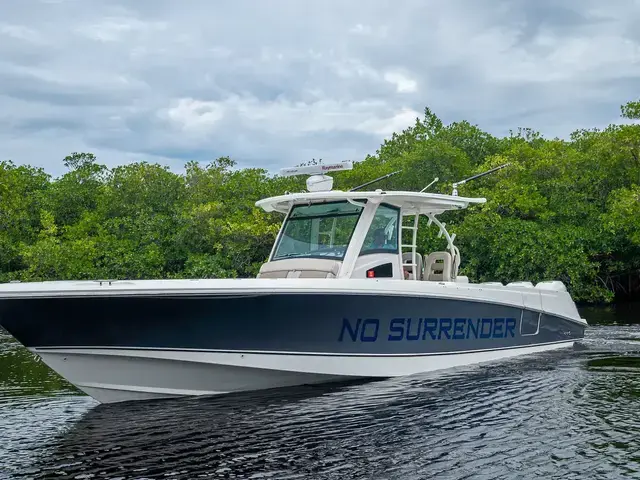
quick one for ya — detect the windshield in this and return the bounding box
[360,204,400,255]
[272,201,364,260]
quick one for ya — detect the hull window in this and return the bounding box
[520,310,541,336]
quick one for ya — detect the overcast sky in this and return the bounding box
[1,0,639,177]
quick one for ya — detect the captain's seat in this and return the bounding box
[423,252,452,282]
[402,252,423,280]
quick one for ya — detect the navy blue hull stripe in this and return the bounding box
[1,291,586,327]
[1,294,585,354]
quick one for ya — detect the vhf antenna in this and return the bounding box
[349,170,401,192]
[420,177,439,192]
[451,163,510,196]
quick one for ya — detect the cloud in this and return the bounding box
[75,16,167,43]
[161,96,419,137]
[162,98,226,133]
[384,71,418,93]
[349,23,389,38]
[0,23,46,44]
[0,0,639,177]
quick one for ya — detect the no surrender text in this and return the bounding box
[338,317,517,343]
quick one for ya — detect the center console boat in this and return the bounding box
[0,161,587,403]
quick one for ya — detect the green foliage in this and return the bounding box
[1,99,640,303]
[621,100,640,120]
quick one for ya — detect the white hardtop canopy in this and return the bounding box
[256,190,486,215]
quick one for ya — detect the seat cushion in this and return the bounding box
[257,258,342,279]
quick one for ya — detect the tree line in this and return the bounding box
[1,101,639,303]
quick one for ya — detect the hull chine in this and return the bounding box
[32,341,578,404]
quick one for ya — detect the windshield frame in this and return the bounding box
[270,200,366,261]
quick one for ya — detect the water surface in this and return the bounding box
[1,305,639,479]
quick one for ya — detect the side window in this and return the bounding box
[360,204,399,255]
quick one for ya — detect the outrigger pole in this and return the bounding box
[349,170,402,192]
[451,163,511,196]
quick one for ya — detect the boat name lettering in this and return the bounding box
[338,317,517,343]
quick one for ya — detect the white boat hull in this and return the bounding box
[33,340,576,403]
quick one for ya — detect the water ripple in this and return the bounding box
[2,325,640,479]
